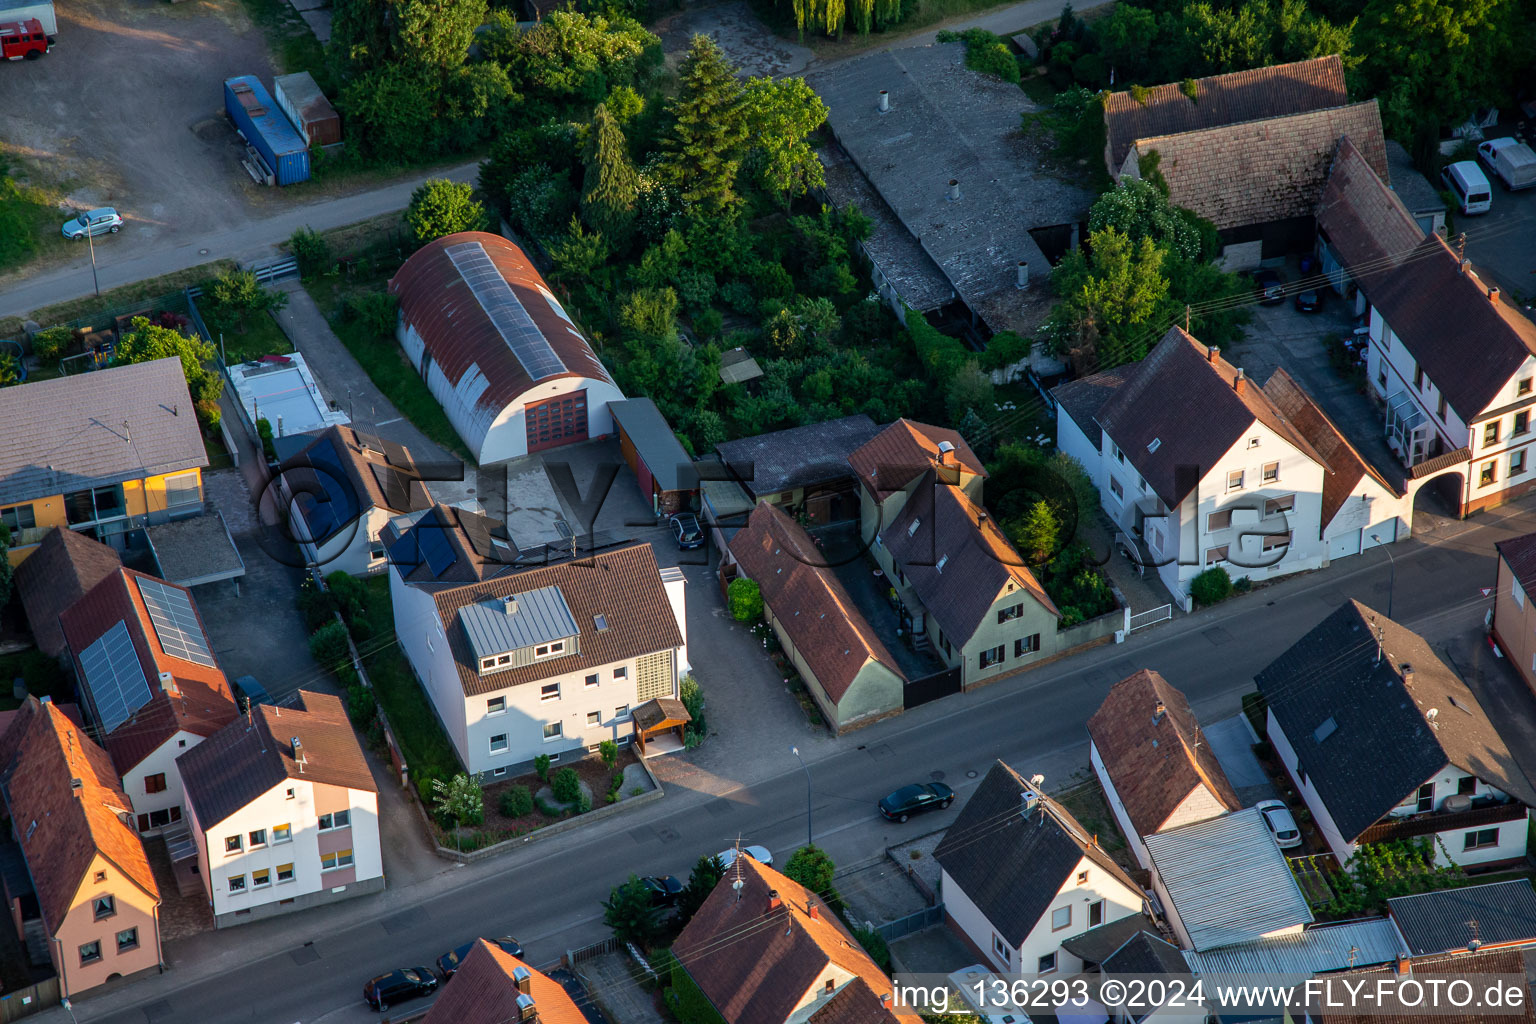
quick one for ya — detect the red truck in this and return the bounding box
[0,17,51,59]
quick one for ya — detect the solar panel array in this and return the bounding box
[370,463,413,511]
[136,577,217,667]
[444,242,567,383]
[78,620,153,733]
[419,522,457,577]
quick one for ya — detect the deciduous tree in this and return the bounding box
[405,178,489,245]
[740,78,829,202]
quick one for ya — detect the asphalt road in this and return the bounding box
[53,496,1536,1024]
[0,162,479,322]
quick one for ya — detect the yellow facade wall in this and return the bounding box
[2,468,201,567]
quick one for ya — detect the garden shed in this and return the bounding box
[609,398,697,516]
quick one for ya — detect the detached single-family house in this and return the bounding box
[176,690,382,928]
[935,761,1146,977]
[279,426,432,576]
[58,568,238,835]
[422,940,587,1024]
[0,697,162,997]
[1053,327,1408,606]
[15,527,121,658]
[1087,669,1243,870]
[672,855,923,1024]
[879,473,1060,687]
[1492,532,1536,694]
[1102,55,1384,268]
[847,418,986,543]
[1143,807,1313,951]
[1257,600,1536,868]
[728,502,904,733]
[389,522,686,776]
[0,358,208,566]
[1387,879,1536,956]
[1320,135,1536,516]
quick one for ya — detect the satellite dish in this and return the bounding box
[1029,774,1045,788]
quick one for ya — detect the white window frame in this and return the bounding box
[489,733,509,754]
[543,722,563,741]
[1051,905,1071,931]
[1515,578,1527,609]
[540,682,560,702]
[1227,470,1244,492]
[534,640,566,660]
[487,696,507,715]
[586,711,601,726]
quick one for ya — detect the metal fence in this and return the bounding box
[873,904,944,942]
[248,256,299,284]
[1128,603,1173,633]
[567,936,620,966]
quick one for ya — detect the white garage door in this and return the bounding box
[1328,529,1362,560]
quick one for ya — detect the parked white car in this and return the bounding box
[715,845,774,869]
[1255,799,1303,849]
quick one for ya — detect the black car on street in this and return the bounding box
[878,782,955,822]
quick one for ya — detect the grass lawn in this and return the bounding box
[0,154,69,277]
[216,311,294,364]
[0,648,74,708]
[305,276,473,463]
[1055,779,1133,866]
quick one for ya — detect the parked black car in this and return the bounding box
[232,675,272,709]
[1293,289,1324,313]
[878,782,955,822]
[363,968,438,1011]
[437,937,524,981]
[642,875,684,907]
[670,512,704,550]
[1253,269,1286,305]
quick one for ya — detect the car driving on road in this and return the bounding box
[878,782,955,822]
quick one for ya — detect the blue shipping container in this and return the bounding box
[224,75,311,186]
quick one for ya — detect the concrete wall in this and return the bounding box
[54,853,160,996]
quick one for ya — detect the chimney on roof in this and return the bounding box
[1207,345,1218,363]
[158,672,179,697]
[1016,261,1029,290]
[1489,285,1501,303]
[70,777,82,793]
[878,89,890,113]
[513,965,532,994]
[1400,663,1414,687]
[947,179,961,202]
[1395,954,1411,976]
[1153,700,1167,724]
[502,595,519,614]
[1234,368,1247,395]
[808,901,820,921]
[880,994,892,1008]
[39,696,51,705]
[1021,788,1040,817]
[937,440,955,465]
[291,737,306,770]
[767,889,782,913]
[517,992,538,1023]
[1461,258,1471,275]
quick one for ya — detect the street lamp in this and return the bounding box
[85,223,100,297]
[61,998,79,1024]
[790,746,812,850]
[1370,533,1396,619]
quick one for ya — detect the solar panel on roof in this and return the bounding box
[380,438,411,468]
[78,620,154,733]
[387,528,422,570]
[135,577,217,667]
[370,463,413,512]
[418,522,456,578]
[444,242,568,382]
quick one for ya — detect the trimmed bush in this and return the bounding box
[534,753,551,781]
[551,766,582,804]
[31,326,71,364]
[600,739,618,769]
[308,620,352,669]
[500,785,534,818]
[346,684,376,725]
[727,577,763,622]
[1190,566,1233,606]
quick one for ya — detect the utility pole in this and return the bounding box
[791,746,812,850]
[86,226,100,297]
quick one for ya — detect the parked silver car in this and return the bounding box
[1255,799,1302,849]
[62,207,122,239]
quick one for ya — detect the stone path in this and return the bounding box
[578,952,665,1024]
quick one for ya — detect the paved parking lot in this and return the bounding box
[1460,128,1536,305]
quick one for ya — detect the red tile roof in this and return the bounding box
[430,544,683,697]
[1086,669,1241,838]
[729,503,904,702]
[1133,101,1387,230]
[1320,948,1536,1023]
[0,699,159,933]
[674,858,922,1024]
[57,568,236,773]
[388,232,615,417]
[1103,56,1349,174]
[423,941,587,1024]
[15,528,122,657]
[1497,532,1536,596]
[847,419,986,499]
[1316,135,1426,280]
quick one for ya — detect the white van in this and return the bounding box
[1442,160,1493,214]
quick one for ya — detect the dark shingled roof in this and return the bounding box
[1256,601,1536,842]
[1087,669,1242,839]
[1061,915,1159,965]
[1497,533,1536,596]
[176,690,375,830]
[1103,55,1349,174]
[15,527,121,657]
[715,416,880,499]
[847,420,986,500]
[1316,136,1428,290]
[609,398,697,494]
[730,503,904,703]
[935,761,1141,947]
[1096,328,1324,507]
[1388,879,1536,955]
[1102,931,1187,975]
[881,473,1057,645]
[1050,364,1134,444]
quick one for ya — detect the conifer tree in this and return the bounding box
[659,36,748,215]
[581,103,639,248]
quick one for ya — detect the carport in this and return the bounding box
[145,511,247,593]
[630,697,691,757]
[609,398,697,516]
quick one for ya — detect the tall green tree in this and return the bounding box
[784,845,836,896]
[677,854,725,922]
[389,0,487,73]
[329,0,391,74]
[115,317,224,427]
[1015,500,1062,565]
[1044,227,1174,371]
[740,78,829,202]
[603,875,661,946]
[581,103,639,247]
[660,36,749,215]
[405,178,489,245]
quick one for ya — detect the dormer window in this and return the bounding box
[907,519,920,537]
[535,640,566,659]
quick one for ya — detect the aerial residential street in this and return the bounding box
[59,497,1536,1024]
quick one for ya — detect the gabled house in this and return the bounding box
[422,940,586,1024]
[1257,600,1536,868]
[1320,135,1536,515]
[0,358,208,566]
[847,418,986,543]
[1143,807,1313,951]
[278,426,432,576]
[14,528,121,658]
[390,532,686,777]
[1492,532,1536,694]
[879,474,1059,686]
[728,503,904,734]
[175,690,381,927]
[0,697,161,996]
[672,855,922,1024]
[1087,670,1242,870]
[58,568,238,835]
[935,761,1145,977]
[1054,328,1407,606]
